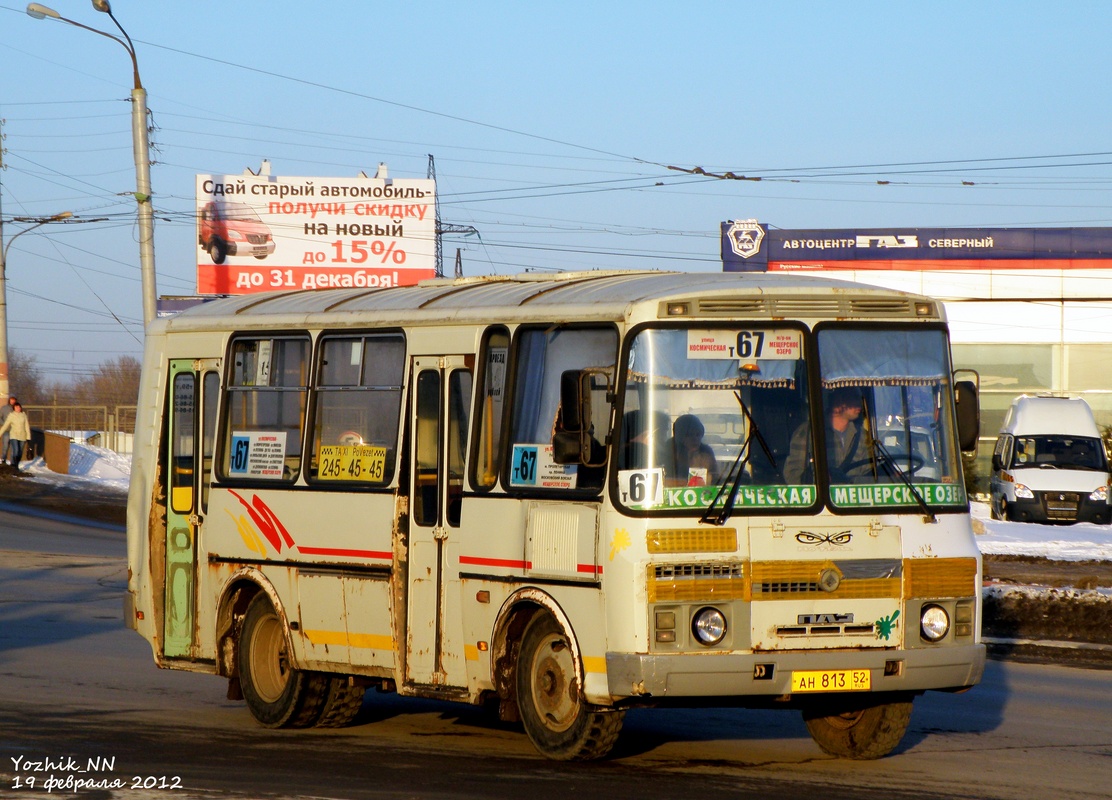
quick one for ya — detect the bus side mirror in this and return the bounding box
[991,452,1002,471]
[552,370,591,465]
[559,369,587,433]
[955,380,980,453]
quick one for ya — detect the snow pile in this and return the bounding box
[971,502,1112,562]
[20,442,130,494]
[66,443,131,482]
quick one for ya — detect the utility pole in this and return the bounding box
[427,154,478,278]
[28,2,158,325]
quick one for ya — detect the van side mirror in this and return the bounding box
[955,380,980,453]
[991,452,1002,471]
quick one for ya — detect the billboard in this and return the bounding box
[196,173,436,294]
[721,221,1112,272]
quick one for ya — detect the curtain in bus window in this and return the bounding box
[511,327,617,444]
[628,331,796,388]
[818,329,947,387]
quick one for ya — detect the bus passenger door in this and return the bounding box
[406,356,472,688]
[164,359,220,659]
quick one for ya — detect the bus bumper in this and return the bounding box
[605,643,985,700]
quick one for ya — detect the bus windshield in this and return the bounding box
[615,326,815,513]
[811,327,965,510]
[614,324,966,515]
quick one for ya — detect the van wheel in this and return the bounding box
[208,237,228,264]
[516,613,624,760]
[238,593,327,728]
[803,696,913,759]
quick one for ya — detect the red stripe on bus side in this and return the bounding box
[459,555,529,570]
[458,556,602,575]
[295,546,392,560]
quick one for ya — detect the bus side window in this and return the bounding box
[507,325,617,493]
[309,333,405,485]
[471,327,509,490]
[446,369,472,526]
[201,371,219,510]
[221,336,310,481]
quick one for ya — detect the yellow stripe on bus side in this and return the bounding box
[348,633,395,651]
[303,630,395,651]
[582,656,607,674]
[303,629,348,647]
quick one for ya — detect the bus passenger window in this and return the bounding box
[309,334,404,486]
[472,328,509,490]
[414,370,440,527]
[507,325,617,493]
[447,369,473,526]
[221,336,310,481]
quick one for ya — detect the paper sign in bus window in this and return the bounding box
[229,431,287,479]
[510,444,578,489]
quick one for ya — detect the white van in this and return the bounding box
[990,395,1112,524]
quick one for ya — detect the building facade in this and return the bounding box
[721,220,1112,486]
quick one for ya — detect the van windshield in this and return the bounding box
[1010,435,1108,471]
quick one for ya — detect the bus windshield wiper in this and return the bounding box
[701,391,777,526]
[870,436,937,523]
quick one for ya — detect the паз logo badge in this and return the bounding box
[727,219,765,259]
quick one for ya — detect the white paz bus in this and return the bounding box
[126,270,984,760]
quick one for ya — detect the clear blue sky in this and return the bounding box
[1,1,1109,383]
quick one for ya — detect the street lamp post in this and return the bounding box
[27,1,158,326]
[0,212,73,400]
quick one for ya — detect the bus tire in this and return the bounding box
[802,696,914,760]
[238,593,327,728]
[515,613,624,761]
[314,677,366,728]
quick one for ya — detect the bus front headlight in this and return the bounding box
[920,605,950,642]
[1014,483,1034,499]
[692,607,727,646]
[1089,485,1109,502]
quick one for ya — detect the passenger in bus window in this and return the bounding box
[620,409,673,472]
[670,414,719,486]
[785,387,872,484]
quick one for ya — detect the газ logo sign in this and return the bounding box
[727,219,765,259]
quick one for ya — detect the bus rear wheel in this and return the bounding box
[802,696,914,759]
[314,677,366,728]
[238,593,327,728]
[515,613,624,761]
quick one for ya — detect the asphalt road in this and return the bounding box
[1,508,1110,800]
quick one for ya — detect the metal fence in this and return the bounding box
[23,405,137,455]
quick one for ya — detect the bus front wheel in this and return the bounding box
[238,593,327,728]
[515,613,624,761]
[802,696,914,759]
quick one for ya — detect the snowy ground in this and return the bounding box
[15,442,1112,567]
